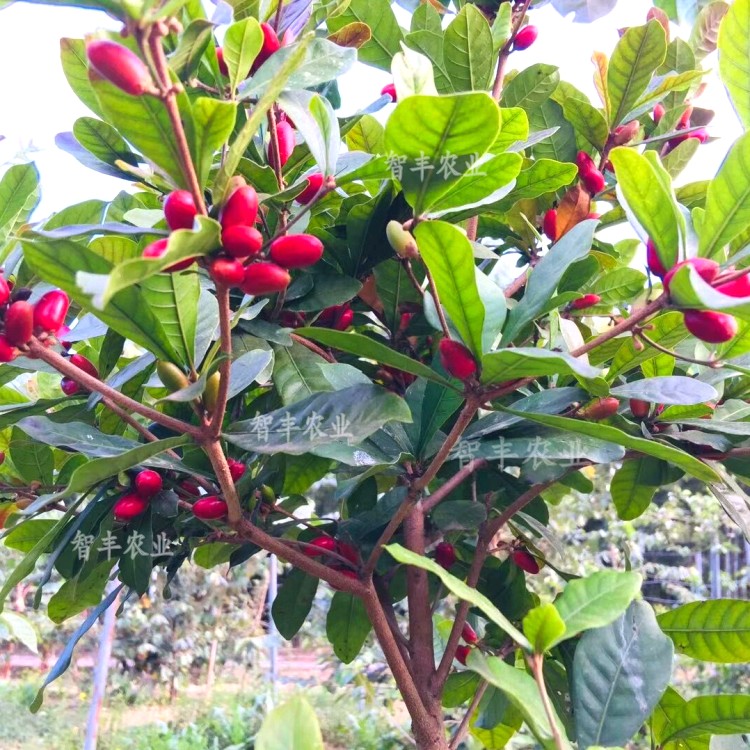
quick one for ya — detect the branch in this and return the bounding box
[504,269,529,299]
[449,680,488,750]
[209,285,233,437]
[290,332,336,362]
[529,653,566,750]
[421,460,488,514]
[28,339,203,439]
[424,265,452,338]
[492,0,533,100]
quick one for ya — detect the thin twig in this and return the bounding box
[529,653,566,750]
[424,265,452,338]
[290,333,336,362]
[421,460,488,514]
[449,680,488,750]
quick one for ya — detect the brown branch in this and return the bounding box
[637,331,719,368]
[374,575,412,659]
[504,269,529,299]
[28,339,203,439]
[529,653,566,750]
[290,333,336,362]
[466,216,479,242]
[449,680,488,750]
[421,460,488,514]
[209,285,233,437]
[424,265,452,338]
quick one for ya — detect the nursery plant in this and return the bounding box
[1,0,750,747]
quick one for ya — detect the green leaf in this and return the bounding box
[432,501,487,531]
[48,560,113,625]
[169,19,214,79]
[385,543,530,649]
[698,131,750,258]
[117,506,153,595]
[443,5,494,92]
[0,163,39,245]
[71,117,139,176]
[502,220,598,344]
[296,328,454,387]
[611,458,665,520]
[345,115,385,154]
[719,0,750,129]
[4,520,59,553]
[326,591,372,663]
[405,28,454,95]
[667,262,750,320]
[273,341,333,405]
[492,107,530,153]
[255,696,324,750]
[657,600,750,663]
[528,99,577,164]
[22,238,181,363]
[552,82,610,151]
[223,17,263,91]
[60,38,104,118]
[272,568,319,640]
[498,158,577,205]
[225,384,412,455]
[467,652,572,750]
[625,70,705,121]
[480,348,602,385]
[384,92,501,214]
[610,376,718,405]
[659,695,750,742]
[572,601,674,749]
[193,543,234,568]
[326,0,403,71]
[10,426,54,486]
[498,407,719,482]
[502,64,560,111]
[192,98,237,189]
[607,21,667,127]
[392,39,439,97]
[609,147,682,271]
[0,612,38,654]
[553,570,642,644]
[523,603,567,654]
[415,221,485,356]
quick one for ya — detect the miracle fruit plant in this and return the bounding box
[4,0,750,747]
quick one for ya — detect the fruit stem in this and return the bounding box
[637,331,722,368]
[423,266,452,338]
[529,653,567,750]
[449,680,488,750]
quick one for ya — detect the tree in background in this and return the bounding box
[1,0,750,748]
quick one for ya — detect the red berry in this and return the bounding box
[543,209,558,242]
[513,25,538,50]
[164,190,198,231]
[338,542,359,564]
[663,257,720,293]
[381,83,397,101]
[435,542,456,570]
[689,128,709,144]
[251,23,281,74]
[269,234,324,268]
[677,108,692,131]
[134,469,162,499]
[70,353,99,379]
[580,166,606,195]
[4,301,34,346]
[439,339,478,381]
[33,290,70,333]
[114,493,149,522]
[296,173,324,205]
[613,121,640,146]
[304,535,337,557]
[571,294,601,310]
[647,239,667,278]
[334,308,354,330]
[268,120,296,171]
[653,103,666,124]
[180,480,200,496]
[60,377,81,396]
[216,46,228,77]
[0,274,9,306]
[461,622,479,645]
[227,458,246,483]
[683,310,738,344]
[221,225,264,259]
[578,396,620,421]
[630,399,651,420]
[511,549,541,574]
[142,238,195,272]
[193,496,229,520]
[0,335,17,363]
[87,40,153,97]
[241,262,291,296]
[576,150,596,174]
[716,273,750,298]
[210,258,246,287]
[220,185,259,230]
[455,645,472,666]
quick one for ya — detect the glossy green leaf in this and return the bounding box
[71,117,138,175]
[523,603,567,654]
[481,348,602,385]
[224,17,263,91]
[573,601,674,749]
[0,163,39,245]
[256,696,324,750]
[610,376,718,405]
[659,695,750,742]
[719,0,750,129]
[657,600,750,663]
[528,99,577,164]
[415,221,485,356]
[48,560,113,625]
[326,591,372,663]
[405,28,454,95]
[60,38,104,118]
[272,568,319,640]
[552,82,609,151]
[192,98,237,188]
[169,19,214,79]
[498,158,577,205]
[273,341,333,405]
[444,4,494,92]
[625,70,705,122]
[611,458,664,520]
[10,426,54,486]
[607,21,667,126]
[502,64,560,111]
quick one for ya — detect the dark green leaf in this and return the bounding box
[272,568,319,640]
[326,591,371,663]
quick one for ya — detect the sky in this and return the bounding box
[0,1,743,218]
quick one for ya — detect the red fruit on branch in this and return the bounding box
[0,274,10,306]
[576,150,596,174]
[305,536,337,557]
[630,399,651,420]
[241,262,291,296]
[180,480,200,496]
[269,234,324,268]
[142,238,194,272]
[653,103,666,124]
[251,23,281,74]
[33,290,70,333]
[0,335,17,363]
[543,209,558,242]
[338,542,359,565]
[4,300,34,346]
[268,120,296,171]
[220,185,259,229]
[683,310,738,344]
[210,258,246,287]
[86,40,154,96]
[435,542,457,570]
[439,339,478,381]
[613,121,640,146]
[580,166,606,195]
[511,549,541,574]
[381,83,397,101]
[571,294,601,310]
[134,469,162,499]
[663,257,720,293]
[646,239,667,278]
[60,377,81,396]
[461,622,479,645]
[164,190,198,231]
[221,225,264,259]
[578,396,620,421]
[70,353,99,379]
[513,25,538,50]
[716,273,750,298]
[455,645,472,666]
[216,47,228,77]
[193,496,229,520]
[227,458,246,483]
[114,493,149,522]
[296,173,325,204]
[334,308,354,330]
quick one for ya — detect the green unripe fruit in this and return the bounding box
[156,361,190,392]
[386,221,419,259]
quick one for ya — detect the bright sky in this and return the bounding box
[0,1,742,218]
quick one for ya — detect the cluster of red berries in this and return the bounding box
[647,245,742,344]
[455,622,480,666]
[576,150,606,196]
[113,469,164,521]
[303,534,359,586]
[316,303,354,331]
[656,106,709,154]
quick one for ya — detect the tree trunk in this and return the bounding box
[413,721,450,750]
